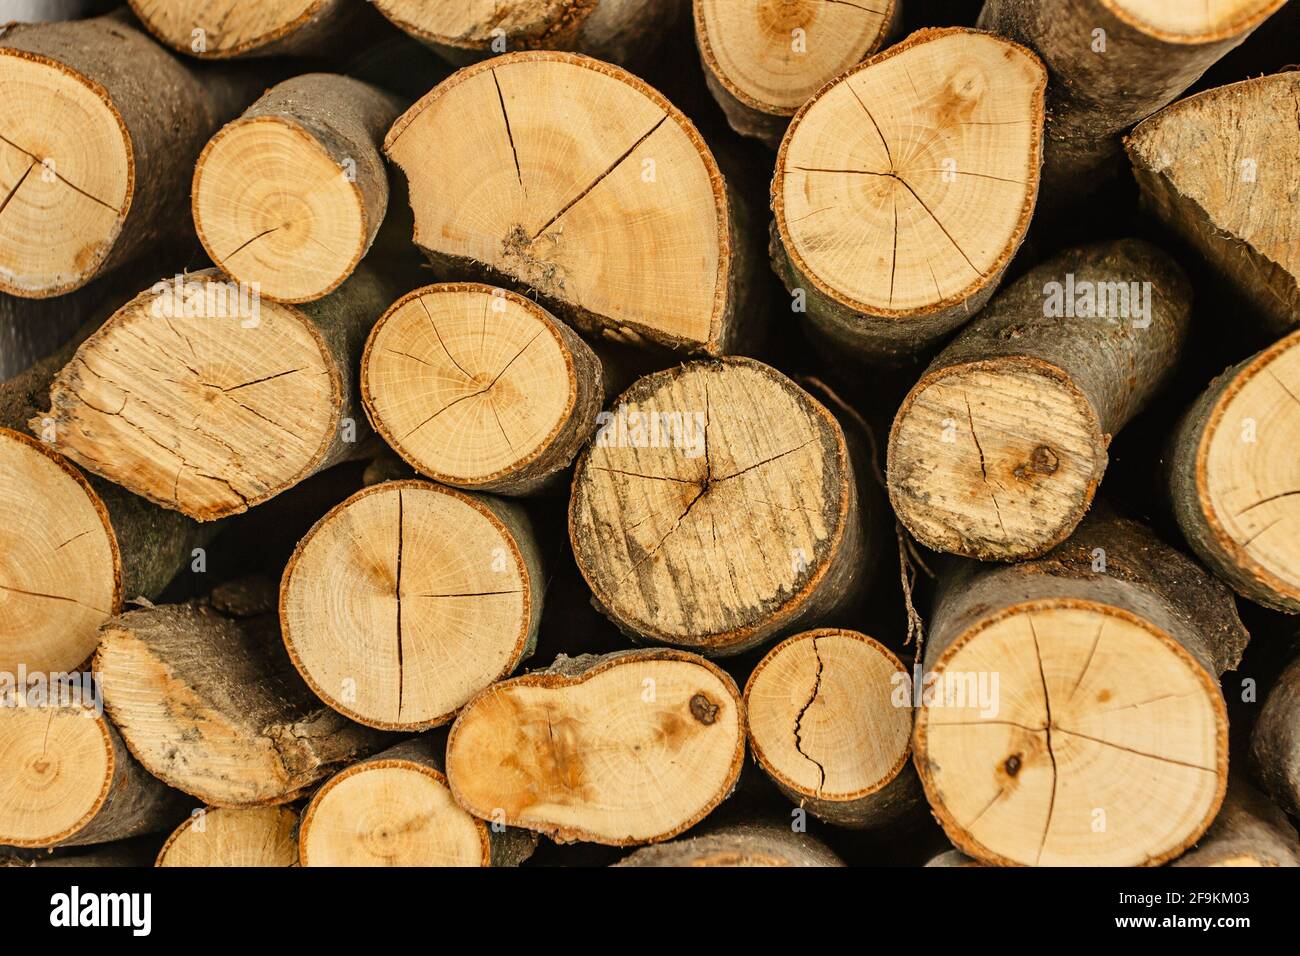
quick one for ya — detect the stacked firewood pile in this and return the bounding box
[1,0,1298,868]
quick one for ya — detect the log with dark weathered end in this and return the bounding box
[615,822,844,867]
[1251,652,1300,819]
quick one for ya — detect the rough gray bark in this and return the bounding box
[614,822,844,867]
[1174,776,1300,867]
[1251,652,1300,818]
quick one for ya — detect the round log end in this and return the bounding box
[156,806,298,866]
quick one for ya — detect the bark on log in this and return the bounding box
[889,238,1191,561]
[361,283,604,496]
[299,737,538,866]
[615,822,844,866]
[1127,72,1300,336]
[924,848,979,866]
[769,27,1046,363]
[912,513,1244,866]
[0,697,190,847]
[280,480,544,731]
[1173,776,1300,867]
[0,14,264,297]
[569,357,875,656]
[744,628,921,829]
[126,0,368,58]
[36,265,395,521]
[693,0,900,147]
[3,1,113,22]
[193,73,406,304]
[1251,651,1300,818]
[156,806,299,867]
[446,649,745,845]
[977,0,1287,209]
[371,0,684,68]
[95,580,394,807]
[1168,328,1300,613]
[383,51,762,356]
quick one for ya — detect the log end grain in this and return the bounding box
[127,0,348,58]
[615,822,845,866]
[156,806,298,867]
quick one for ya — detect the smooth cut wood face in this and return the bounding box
[281,481,532,730]
[157,807,298,867]
[42,277,339,520]
[746,629,911,801]
[0,51,129,297]
[889,361,1105,559]
[696,0,893,114]
[129,0,323,55]
[1104,0,1285,39]
[775,29,1043,315]
[385,53,727,351]
[373,0,572,49]
[570,359,848,650]
[362,285,575,485]
[0,706,112,847]
[916,602,1226,866]
[194,117,366,303]
[300,761,489,867]
[448,655,744,845]
[1199,331,1300,606]
[0,429,118,674]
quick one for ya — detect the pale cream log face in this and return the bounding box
[0,52,130,297]
[157,806,298,867]
[775,29,1043,315]
[1104,0,1286,40]
[916,603,1226,867]
[372,0,571,49]
[129,0,324,55]
[0,429,118,675]
[385,53,727,350]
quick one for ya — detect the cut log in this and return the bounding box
[1173,777,1300,867]
[770,27,1046,363]
[888,239,1191,561]
[361,283,604,496]
[744,628,920,828]
[281,479,543,730]
[193,74,406,304]
[4,2,113,23]
[1251,652,1300,817]
[3,837,157,867]
[1127,72,1300,335]
[694,0,899,146]
[615,822,844,867]
[978,0,1287,207]
[1168,329,1300,612]
[446,650,745,845]
[299,737,538,866]
[924,848,979,866]
[0,14,263,297]
[912,514,1244,866]
[37,266,394,521]
[0,697,190,847]
[384,51,760,356]
[125,0,366,58]
[569,357,873,656]
[370,0,684,67]
[156,806,299,867]
[95,582,393,807]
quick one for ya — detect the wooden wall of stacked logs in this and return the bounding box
[0,0,1298,869]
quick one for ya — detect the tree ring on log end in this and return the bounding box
[156,806,298,867]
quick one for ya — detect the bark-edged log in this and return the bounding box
[193,73,406,304]
[446,649,745,846]
[126,0,368,58]
[615,822,844,867]
[361,283,604,496]
[1251,651,1300,818]
[156,806,298,867]
[4,1,113,23]
[1173,776,1300,867]
[889,238,1191,561]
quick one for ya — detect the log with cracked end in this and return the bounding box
[193,74,406,304]
[126,0,370,58]
[978,0,1288,209]
[1168,329,1300,613]
[693,0,900,146]
[614,822,845,867]
[370,0,685,67]
[94,580,395,807]
[156,806,299,867]
[280,480,544,731]
[1173,777,1300,867]
[1127,71,1300,336]
[298,737,538,867]
[912,513,1245,867]
[568,357,875,656]
[744,628,921,829]
[446,650,746,846]
[383,51,762,356]
[0,14,265,298]
[769,27,1046,362]
[888,238,1192,561]
[0,696,191,848]
[361,283,604,496]
[36,265,395,521]
[1251,651,1300,818]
